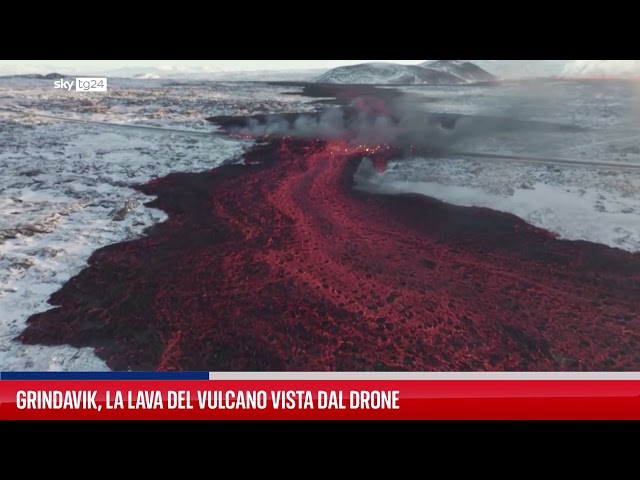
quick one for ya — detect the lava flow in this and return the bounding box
[17,133,640,371]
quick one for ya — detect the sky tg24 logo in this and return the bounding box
[53,78,108,92]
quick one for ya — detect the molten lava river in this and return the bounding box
[19,138,640,371]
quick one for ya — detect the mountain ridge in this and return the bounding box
[316,60,495,85]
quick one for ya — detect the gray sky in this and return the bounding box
[0,60,424,73]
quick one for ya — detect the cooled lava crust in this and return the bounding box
[18,85,640,371]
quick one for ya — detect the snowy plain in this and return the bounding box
[0,78,314,371]
[1,76,639,371]
[369,80,640,251]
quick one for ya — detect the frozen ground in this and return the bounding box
[0,78,314,371]
[361,158,640,252]
[369,80,640,250]
[1,76,639,371]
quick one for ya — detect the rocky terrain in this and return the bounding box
[316,61,495,85]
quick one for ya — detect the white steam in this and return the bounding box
[230,94,589,151]
[236,108,402,145]
[562,60,640,77]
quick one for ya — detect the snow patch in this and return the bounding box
[0,78,320,371]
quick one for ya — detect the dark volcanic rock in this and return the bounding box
[41,73,66,80]
[315,62,467,85]
[0,72,67,80]
[420,60,496,83]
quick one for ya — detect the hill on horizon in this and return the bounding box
[315,61,495,85]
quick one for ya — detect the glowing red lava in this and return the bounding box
[19,139,640,371]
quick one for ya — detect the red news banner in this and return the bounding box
[3,374,640,419]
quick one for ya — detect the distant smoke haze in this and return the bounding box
[226,92,586,152]
[561,60,640,77]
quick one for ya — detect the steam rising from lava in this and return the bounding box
[215,95,587,154]
[236,105,403,146]
[562,60,640,78]
[223,96,480,152]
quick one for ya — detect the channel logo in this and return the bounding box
[53,78,108,92]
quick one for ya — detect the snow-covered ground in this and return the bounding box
[362,80,640,251]
[315,62,471,85]
[360,157,640,252]
[0,78,314,371]
[1,76,639,371]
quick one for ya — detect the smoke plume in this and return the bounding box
[235,106,402,146]
[225,94,585,154]
[561,60,640,78]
